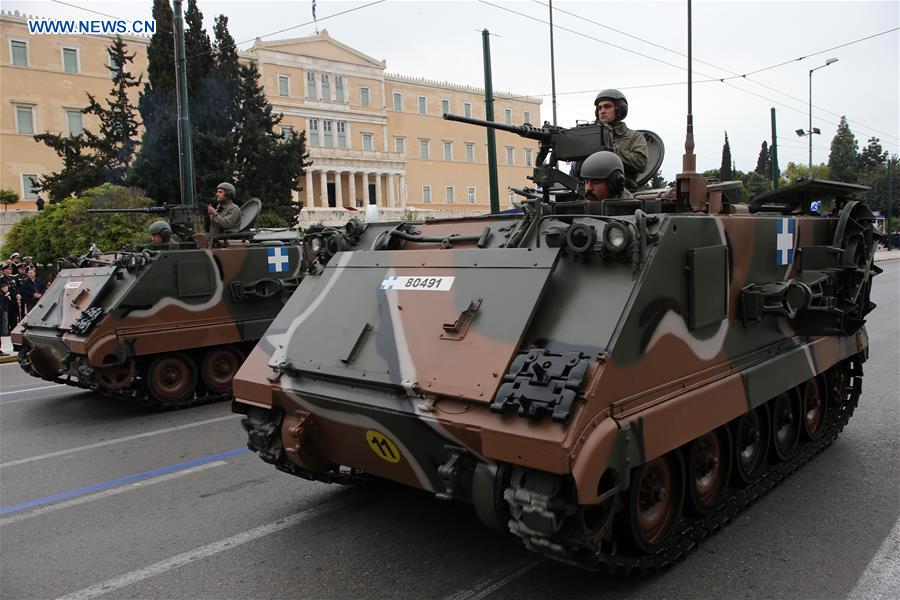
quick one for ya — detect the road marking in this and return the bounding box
[0,383,65,397]
[441,558,543,600]
[0,448,248,516]
[0,414,240,468]
[848,517,900,600]
[0,461,226,526]
[56,494,361,600]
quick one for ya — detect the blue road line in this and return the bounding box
[0,447,250,516]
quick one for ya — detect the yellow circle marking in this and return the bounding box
[366,430,401,464]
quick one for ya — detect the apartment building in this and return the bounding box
[1,10,541,212]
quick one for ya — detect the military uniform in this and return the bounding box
[610,122,648,190]
[209,200,241,235]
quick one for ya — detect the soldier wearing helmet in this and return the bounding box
[208,182,242,235]
[148,220,172,246]
[581,151,633,202]
[593,89,648,191]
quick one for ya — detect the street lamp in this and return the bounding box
[796,58,839,177]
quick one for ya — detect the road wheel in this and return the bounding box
[147,353,197,407]
[686,427,731,515]
[771,392,801,460]
[200,347,243,394]
[625,452,684,553]
[802,376,828,441]
[733,405,769,483]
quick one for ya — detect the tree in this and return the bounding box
[719,131,733,180]
[648,170,666,189]
[755,141,771,177]
[0,188,19,212]
[0,185,154,264]
[859,137,888,172]
[742,170,772,198]
[827,116,859,183]
[30,133,105,201]
[781,161,829,185]
[183,0,213,102]
[232,61,309,227]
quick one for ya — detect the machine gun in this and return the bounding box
[88,203,209,243]
[443,113,614,198]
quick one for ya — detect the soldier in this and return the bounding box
[208,182,242,236]
[148,220,172,246]
[0,262,20,329]
[20,267,45,314]
[581,151,633,203]
[593,89,648,190]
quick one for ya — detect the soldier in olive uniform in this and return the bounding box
[593,89,648,191]
[208,182,242,235]
[581,151,633,203]
[148,221,173,247]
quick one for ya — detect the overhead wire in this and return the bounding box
[50,0,120,20]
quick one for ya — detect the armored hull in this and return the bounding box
[233,187,878,570]
[13,239,303,408]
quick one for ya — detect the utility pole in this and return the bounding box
[887,159,894,250]
[172,0,195,207]
[770,108,779,189]
[482,29,500,213]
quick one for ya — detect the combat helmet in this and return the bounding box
[580,151,626,194]
[148,220,172,243]
[594,88,628,121]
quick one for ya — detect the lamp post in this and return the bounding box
[796,58,838,177]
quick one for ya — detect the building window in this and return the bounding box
[393,92,402,111]
[280,126,294,140]
[362,133,374,151]
[307,71,317,99]
[443,141,452,161]
[394,136,405,154]
[465,143,475,163]
[335,76,344,102]
[524,111,531,124]
[504,108,512,125]
[422,185,432,204]
[445,186,454,204]
[419,139,430,160]
[15,105,34,134]
[321,74,331,101]
[441,98,450,115]
[62,47,79,73]
[10,40,28,67]
[323,119,333,147]
[278,74,289,97]
[524,148,533,167]
[467,186,476,204]
[360,87,370,107]
[418,96,426,114]
[308,118,319,146]
[506,146,514,165]
[66,110,83,136]
[337,121,347,148]
[22,174,40,200]
[464,102,472,118]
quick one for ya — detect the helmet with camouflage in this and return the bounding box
[594,88,628,121]
[217,182,236,200]
[148,220,172,243]
[580,151,626,195]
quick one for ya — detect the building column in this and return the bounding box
[375,172,383,207]
[387,173,396,208]
[363,172,371,204]
[334,170,343,207]
[348,171,357,208]
[398,174,407,208]
[319,170,328,207]
[306,169,314,208]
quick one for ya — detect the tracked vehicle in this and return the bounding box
[10,200,336,409]
[232,91,879,572]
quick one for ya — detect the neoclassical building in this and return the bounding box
[0,10,541,213]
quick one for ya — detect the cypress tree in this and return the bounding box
[183,0,213,102]
[719,132,733,180]
[827,116,859,183]
[755,141,771,177]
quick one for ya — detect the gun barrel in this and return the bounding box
[87,207,166,214]
[443,112,548,141]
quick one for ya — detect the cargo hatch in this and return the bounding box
[276,248,560,403]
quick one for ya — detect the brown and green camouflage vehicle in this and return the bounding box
[11,201,358,409]
[232,116,880,570]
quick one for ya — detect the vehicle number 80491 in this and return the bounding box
[380,275,455,291]
[405,277,443,289]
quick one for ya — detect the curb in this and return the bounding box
[0,355,18,364]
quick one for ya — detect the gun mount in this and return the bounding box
[88,203,207,243]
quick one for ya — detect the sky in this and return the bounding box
[5,0,899,180]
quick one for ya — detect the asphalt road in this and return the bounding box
[1,262,897,600]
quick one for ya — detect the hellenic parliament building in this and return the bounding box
[0,10,541,214]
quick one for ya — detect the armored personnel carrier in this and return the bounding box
[232,108,879,569]
[10,200,336,409]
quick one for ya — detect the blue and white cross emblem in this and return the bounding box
[380,275,400,290]
[776,218,795,266]
[267,247,290,272]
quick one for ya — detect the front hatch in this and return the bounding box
[22,266,121,332]
[275,247,560,403]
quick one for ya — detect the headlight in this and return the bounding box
[603,222,632,253]
[308,237,323,254]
